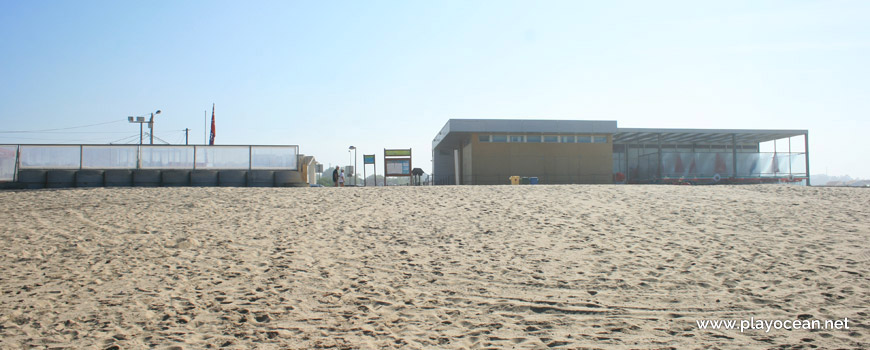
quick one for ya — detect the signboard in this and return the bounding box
[383,148,412,185]
[384,149,411,157]
[361,154,375,187]
[385,159,411,176]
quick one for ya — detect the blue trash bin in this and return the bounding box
[530,177,539,185]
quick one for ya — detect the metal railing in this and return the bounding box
[631,152,807,182]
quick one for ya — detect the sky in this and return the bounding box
[1,1,868,177]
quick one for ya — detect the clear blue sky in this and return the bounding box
[1,1,868,177]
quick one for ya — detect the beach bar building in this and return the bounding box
[432,119,809,186]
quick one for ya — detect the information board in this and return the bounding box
[364,154,375,164]
[385,159,411,175]
[383,148,412,186]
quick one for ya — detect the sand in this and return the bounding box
[0,185,867,349]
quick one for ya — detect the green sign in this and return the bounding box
[363,154,375,164]
[384,149,411,157]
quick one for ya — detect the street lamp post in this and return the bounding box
[148,110,161,145]
[349,146,357,186]
[128,110,160,145]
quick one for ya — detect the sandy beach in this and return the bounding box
[0,185,867,349]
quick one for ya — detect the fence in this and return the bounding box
[0,144,299,182]
[633,152,807,182]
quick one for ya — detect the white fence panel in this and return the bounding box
[82,145,138,169]
[19,145,81,169]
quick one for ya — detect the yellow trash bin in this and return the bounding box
[509,176,520,185]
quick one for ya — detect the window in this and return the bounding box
[577,135,592,143]
[593,135,608,143]
[543,135,558,143]
[526,135,541,143]
[509,135,524,143]
[492,134,507,142]
[478,134,490,142]
[560,135,575,143]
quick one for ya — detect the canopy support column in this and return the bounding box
[732,134,737,179]
[805,133,811,186]
[454,149,460,185]
[657,133,662,180]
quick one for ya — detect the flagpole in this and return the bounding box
[209,103,215,146]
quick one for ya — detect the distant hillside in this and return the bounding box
[811,174,870,187]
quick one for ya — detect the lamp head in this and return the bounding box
[155,110,161,115]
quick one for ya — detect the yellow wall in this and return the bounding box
[470,133,613,185]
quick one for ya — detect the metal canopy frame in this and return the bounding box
[613,129,810,185]
[613,128,807,145]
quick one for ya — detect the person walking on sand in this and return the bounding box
[339,169,345,187]
[332,166,339,187]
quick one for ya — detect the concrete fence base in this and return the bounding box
[46,170,76,188]
[5,169,307,189]
[134,170,161,187]
[248,170,275,187]
[76,170,104,187]
[191,170,218,186]
[17,170,46,189]
[219,170,247,187]
[162,170,190,187]
[105,170,133,187]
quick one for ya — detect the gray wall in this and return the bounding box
[462,141,473,185]
[433,148,456,185]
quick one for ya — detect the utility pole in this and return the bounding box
[147,110,161,145]
[184,128,189,145]
[348,146,357,186]
[149,112,154,145]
